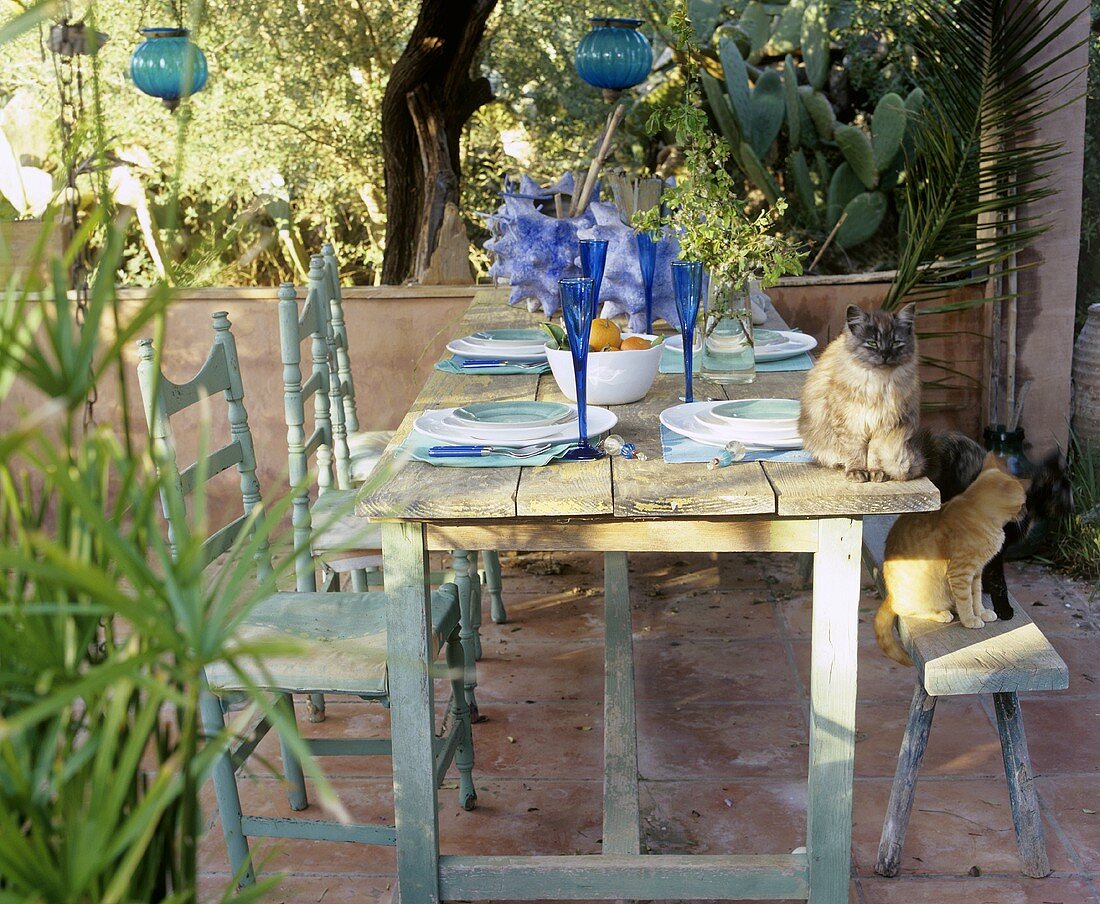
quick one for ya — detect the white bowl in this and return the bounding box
[545,334,663,405]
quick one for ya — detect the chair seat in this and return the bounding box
[348,429,394,482]
[311,488,382,556]
[897,594,1069,696]
[204,588,460,697]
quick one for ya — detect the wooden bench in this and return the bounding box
[861,515,1069,879]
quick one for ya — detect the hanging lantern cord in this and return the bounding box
[49,11,99,431]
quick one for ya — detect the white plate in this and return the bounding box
[664,334,702,354]
[693,409,801,439]
[665,330,817,362]
[755,331,817,362]
[661,401,804,450]
[446,338,548,362]
[440,415,575,442]
[415,405,617,447]
[467,328,550,346]
[457,336,548,354]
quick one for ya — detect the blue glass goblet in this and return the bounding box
[558,277,605,461]
[671,260,704,403]
[636,230,658,333]
[578,239,609,316]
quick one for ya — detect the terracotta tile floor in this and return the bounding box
[199,552,1100,903]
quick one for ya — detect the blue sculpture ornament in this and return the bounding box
[131,27,208,110]
[484,172,683,326]
[575,18,652,96]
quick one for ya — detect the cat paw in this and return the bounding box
[931,610,954,623]
[980,608,998,622]
[869,469,889,482]
[845,468,871,483]
[960,616,985,629]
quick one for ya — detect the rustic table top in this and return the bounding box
[357,288,939,522]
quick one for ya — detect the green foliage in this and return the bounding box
[835,190,888,249]
[883,0,1078,311]
[1048,434,1100,583]
[0,7,342,898]
[685,1,919,269]
[1076,0,1100,336]
[834,124,877,189]
[633,2,803,306]
[0,0,654,285]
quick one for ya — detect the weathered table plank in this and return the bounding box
[608,375,777,517]
[763,461,939,516]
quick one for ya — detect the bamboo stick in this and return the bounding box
[571,103,627,217]
[808,212,848,273]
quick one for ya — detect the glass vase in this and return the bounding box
[701,277,756,385]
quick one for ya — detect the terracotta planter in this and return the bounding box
[1072,303,1100,444]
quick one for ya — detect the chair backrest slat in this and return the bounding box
[137,311,272,579]
[178,440,243,496]
[321,242,359,433]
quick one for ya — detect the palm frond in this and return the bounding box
[882,0,1085,311]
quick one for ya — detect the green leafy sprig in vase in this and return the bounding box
[634,1,804,381]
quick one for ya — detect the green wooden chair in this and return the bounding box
[280,258,483,718]
[315,246,507,686]
[136,312,476,888]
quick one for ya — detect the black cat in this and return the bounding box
[919,430,1073,620]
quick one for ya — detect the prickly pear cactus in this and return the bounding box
[694,4,921,256]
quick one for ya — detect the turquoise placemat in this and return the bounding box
[401,429,577,467]
[660,424,815,464]
[659,348,814,374]
[435,357,551,375]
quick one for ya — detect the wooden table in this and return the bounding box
[358,288,939,903]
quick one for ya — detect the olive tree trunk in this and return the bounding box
[380,0,496,285]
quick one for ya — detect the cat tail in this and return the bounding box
[874,595,913,666]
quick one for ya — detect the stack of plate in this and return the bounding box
[447,327,549,363]
[660,399,803,450]
[666,329,817,363]
[413,401,618,446]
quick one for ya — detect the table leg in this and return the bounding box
[383,521,441,904]
[807,517,862,904]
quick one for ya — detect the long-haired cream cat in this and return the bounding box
[874,458,1027,665]
[799,303,923,482]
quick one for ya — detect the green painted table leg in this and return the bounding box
[383,521,441,904]
[807,518,862,903]
[483,549,507,624]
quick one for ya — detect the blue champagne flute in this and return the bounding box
[578,239,609,316]
[636,230,658,333]
[558,277,604,461]
[671,260,704,403]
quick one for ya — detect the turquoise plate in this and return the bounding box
[710,398,800,424]
[452,401,574,427]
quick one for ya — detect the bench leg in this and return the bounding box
[875,683,937,878]
[993,691,1051,878]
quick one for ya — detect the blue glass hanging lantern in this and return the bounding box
[575,17,652,101]
[130,27,208,111]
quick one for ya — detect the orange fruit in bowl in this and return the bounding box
[589,318,621,352]
[619,336,652,351]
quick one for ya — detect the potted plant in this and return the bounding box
[634,2,803,383]
[0,113,58,283]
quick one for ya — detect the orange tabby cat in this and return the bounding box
[874,457,1027,665]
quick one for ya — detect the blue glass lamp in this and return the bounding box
[575,18,652,101]
[131,27,208,111]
